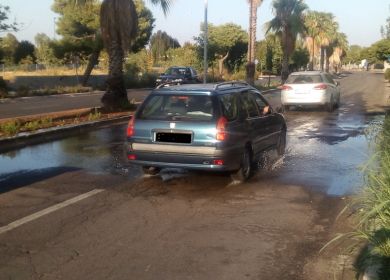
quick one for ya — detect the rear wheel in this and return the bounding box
[277,129,287,156]
[142,166,161,175]
[231,147,252,183]
[335,94,341,108]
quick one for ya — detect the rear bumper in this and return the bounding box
[281,91,329,105]
[127,143,240,171]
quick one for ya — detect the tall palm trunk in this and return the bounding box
[281,31,290,82]
[246,0,261,85]
[101,40,127,108]
[311,37,315,70]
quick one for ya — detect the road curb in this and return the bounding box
[0,115,131,153]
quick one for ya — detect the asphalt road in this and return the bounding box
[0,71,388,280]
[0,89,151,119]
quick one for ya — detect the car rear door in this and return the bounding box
[239,91,270,158]
[251,90,282,147]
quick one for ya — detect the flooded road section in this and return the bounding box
[0,72,384,196]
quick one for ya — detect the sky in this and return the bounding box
[2,0,389,47]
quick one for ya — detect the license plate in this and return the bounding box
[155,132,192,144]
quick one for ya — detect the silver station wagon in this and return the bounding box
[127,82,287,182]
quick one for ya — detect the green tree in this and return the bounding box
[0,5,18,33]
[381,6,390,39]
[0,33,19,65]
[150,30,180,64]
[256,34,282,74]
[344,45,363,65]
[34,33,59,65]
[266,0,308,81]
[291,47,309,70]
[100,0,172,110]
[14,40,36,64]
[196,23,248,77]
[371,39,390,62]
[164,43,200,69]
[52,0,155,86]
[246,0,263,84]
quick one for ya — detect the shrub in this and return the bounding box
[23,120,40,131]
[385,69,390,81]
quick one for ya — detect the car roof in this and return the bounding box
[152,82,255,95]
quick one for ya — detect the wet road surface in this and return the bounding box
[0,89,150,119]
[0,71,388,279]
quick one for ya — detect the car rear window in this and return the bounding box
[138,94,214,121]
[286,74,323,84]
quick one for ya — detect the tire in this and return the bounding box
[231,147,252,183]
[326,96,334,112]
[335,94,341,108]
[277,129,286,156]
[142,166,161,175]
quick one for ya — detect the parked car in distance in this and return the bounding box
[280,71,341,112]
[127,81,287,183]
[155,66,200,87]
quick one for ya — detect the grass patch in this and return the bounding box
[0,120,21,136]
[87,108,101,121]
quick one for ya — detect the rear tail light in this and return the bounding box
[216,117,228,141]
[279,85,293,91]
[213,159,224,165]
[127,116,135,137]
[127,154,136,160]
[314,84,327,90]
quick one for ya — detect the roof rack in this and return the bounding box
[214,81,250,90]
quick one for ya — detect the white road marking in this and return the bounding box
[0,189,104,235]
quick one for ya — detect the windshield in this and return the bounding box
[286,74,323,84]
[138,94,214,121]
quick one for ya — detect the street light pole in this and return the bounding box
[203,0,208,84]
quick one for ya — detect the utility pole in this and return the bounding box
[203,0,208,84]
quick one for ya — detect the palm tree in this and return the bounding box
[317,13,338,72]
[246,0,263,85]
[304,11,321,70]
[326,32,348,73]
[100,0,172,110]
[266,0,308,82]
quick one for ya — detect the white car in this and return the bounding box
[280,71,341,112]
